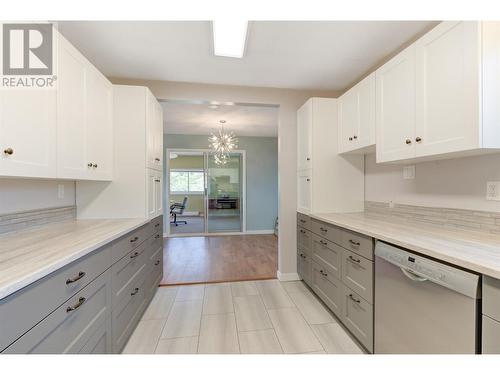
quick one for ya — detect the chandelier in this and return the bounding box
[209,120,238,165]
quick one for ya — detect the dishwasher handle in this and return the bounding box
[400,267,428,282]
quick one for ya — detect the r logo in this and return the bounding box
[2,23,53,75]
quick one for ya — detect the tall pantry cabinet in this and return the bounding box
[296,98,365,215]
[76,85,163,220]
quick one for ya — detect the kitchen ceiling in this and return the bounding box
[162,101,279,137]
[56,21,436,91]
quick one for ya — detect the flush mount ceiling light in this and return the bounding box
[209,120,238,165]
[212,20,248,58]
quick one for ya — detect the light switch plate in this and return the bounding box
[403,165,416,180]
[486,181,500,201]
[57,184,65,199]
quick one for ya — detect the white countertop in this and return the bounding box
[0,218,149,300]
[310,212,500,279]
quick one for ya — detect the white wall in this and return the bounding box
[365,153,500,212]
[0,179,75,214]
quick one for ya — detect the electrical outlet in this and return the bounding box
[403,165,416,180]
[487,181,500,201]
[57,184,65,199]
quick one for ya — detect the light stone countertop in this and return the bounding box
[311,212,500,279]
[0,218,149,300]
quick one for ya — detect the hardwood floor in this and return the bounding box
[161,234,278,285]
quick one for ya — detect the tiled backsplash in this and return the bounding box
[365,201,500,234]
[0,206,76,234]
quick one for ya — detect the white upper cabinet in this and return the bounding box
[338,73,376,154]
[376,21,500,163]
[376,45,417,163]
[57,31,113,180]
[146,91,163,171]
[297,100,313,171]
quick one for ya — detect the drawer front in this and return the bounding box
[297,227,312,251]
[0,244,111,352]
[341,249,373,303]
[482,315,500,354]
[149,232,163,256]
[297,212,311,231]
[483,276,500,322]
[4,270,111,354]
[112,269,148,353]
[111,224,149,263]
[340,229,373,260]
[146,215,163,238]
[79,317,112,354]
[311,219,341,244]
[311,262,343,318]
[297,252,312,286]
[311,234,342,280]
[147,246,163,295]
[342,286,373,353]
[111,241,148,304]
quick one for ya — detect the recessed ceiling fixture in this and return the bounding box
[212,20,248,58]
[209,120,238,165]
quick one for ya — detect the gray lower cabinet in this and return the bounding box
[311,261,343,318]
[342,286,373,352]
[482,276,500,354]
[0,215,163,354]
[297,250,312,286]
[482,315,500,354]
[341,248,373,303]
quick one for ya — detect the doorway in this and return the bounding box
[167,149,246,236]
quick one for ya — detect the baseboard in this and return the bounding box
[277,271,301,282]
[165,230,275,238]
[245,229,275,235]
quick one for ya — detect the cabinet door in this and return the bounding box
[415,21,480,157]
[155,170,163,216]
[297,170,312,214]
[146,92,157,170]
[57,33,89,179]
[338,89,357,153]
[0,89,56,178]
[376,45,416,162]
[153,102,164,171]
[146,169,156,218]
[356,73,376,150]
[297,100,312,171]
[85,66,113,180]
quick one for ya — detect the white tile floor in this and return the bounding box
[123,280,365,354]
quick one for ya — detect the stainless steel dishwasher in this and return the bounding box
[375,241,481,354]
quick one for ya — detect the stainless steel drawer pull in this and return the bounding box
[130,236,139,243]
[4,147,14,155]
[87,162,93,167]
[130,251,140,259]
[319,270,328,277]
[155,223,160,227]
[155,157,161,161]
[300,253,306,259]
[348,255,361,263]
[154,260,161,266]
[155,234,160,239]
[92,163,98,168]
[131,287,139,296]
[319,240,328,246]
[349,294,361,304]
[349,239,361,246]
[66,271,86,285]
[320,227,328,232]
[300,229,306,234]
[299,219,306,223]
[66,297,86,313]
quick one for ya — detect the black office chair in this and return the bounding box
[170,196,188,226]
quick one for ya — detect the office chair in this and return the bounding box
[170,196,188,226]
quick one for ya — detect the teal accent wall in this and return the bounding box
[164,134,278,233]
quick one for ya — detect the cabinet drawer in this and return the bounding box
[311,219,341,244]
[112,268,148,353]
[482,315,500,354]
[0,244,111,352]
[483,276,500,322]
[297,252,312,286]
[341,249,373,303]
[340,229,373,260]
[297,227,312,250]
[311,234,342,281]
[147,247,163,297]
[146,215,163,238]
[111,224,148,263]
[297,213,311,230]
[342,286,373,353]
[149,232,163,255]
[311,262,343,318]
[79,318,112,354]
[4,270,111,354]
[111,241,148,304]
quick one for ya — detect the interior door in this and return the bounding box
[415,21,480,157]
[376,44,416,163]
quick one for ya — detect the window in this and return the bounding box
[170,170,204,194]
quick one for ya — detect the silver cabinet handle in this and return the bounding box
[130,251,139,259]
[299,219,306,223]
[348,255,361,263]
[66,271,86,285]
[405,139,412,145]
[320,227,328,233]
[155,157,161,162]
[353,135,357,140]
[155,223,160,228]
[349,239,360,246]
[154,260,160,266]
[299,253,306,259]
[300,229,306,234]
[92,163,98,168]
[306,157,310,161]
[87,162,93,168]
[319,269,328,277]
[66,297,86,313]
[130,236,139,243]
[319,240,328,246]
[349,137,353,141]
[155,234,160,239]
[131,287,139,296]
[349,294,361,304]
[3,147,13,155]
[416,137,422,143]
[306,178,310,182]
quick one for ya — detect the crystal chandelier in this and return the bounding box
[209,120,238,165]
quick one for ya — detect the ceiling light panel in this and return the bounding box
[212,20,248,58]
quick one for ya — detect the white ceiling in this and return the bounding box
[162,101,279,137]
[56,21,436,91]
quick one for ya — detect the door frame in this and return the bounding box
[165,147,247,237]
